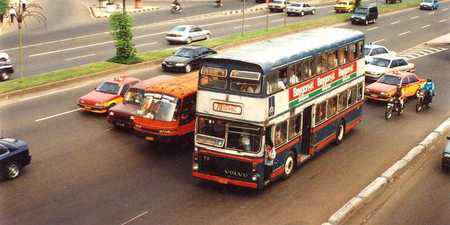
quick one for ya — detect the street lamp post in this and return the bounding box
[123,0,126,14]
[265,0,269,31]
[241,0,246,35]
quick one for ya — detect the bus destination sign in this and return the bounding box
[212,102,243,115]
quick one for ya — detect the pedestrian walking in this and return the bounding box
[9,6,16,23]
[264,139,276,185]
[21,0,28,12]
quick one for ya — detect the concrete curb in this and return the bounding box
[324,117,450,225]
[90,6,160,18]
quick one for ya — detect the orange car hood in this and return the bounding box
[80,91,117,104]
[366,82,397,93]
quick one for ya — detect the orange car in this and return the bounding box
[133,73,198,143]
[78,76,140,113]
[365,71,426,102]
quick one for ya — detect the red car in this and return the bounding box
[365,71,426,102]
[78,76,140,113]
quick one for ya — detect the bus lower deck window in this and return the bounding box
[315,101,327,124]
[337,90,348,112]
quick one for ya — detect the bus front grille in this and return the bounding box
[199,154,252,181]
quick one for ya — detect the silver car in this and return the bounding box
[165,25,212,44]
[286,2,316,16]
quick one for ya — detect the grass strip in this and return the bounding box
[0,0,422,95]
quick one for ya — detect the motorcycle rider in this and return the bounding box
[215,0,223,7]
[392,85,405,112]
[172,0,181,11]
[421,78,436,104]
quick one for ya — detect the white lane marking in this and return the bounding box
[428,11,435,15]
[120,211,149,225]
[134,32,166,40]
[366,26,379,31]
[421,24,431,29]
[35,108,81,122]
[398,31,410,37]
[390,20,401,25]
[328,10,335,13]
[410,16,419,19]
[442,8,448,11]
[29,40,114,58]
[233,24,252,29]
[272,18,284,23]
[135,42,158,48]
[372,39,385,44]
[65,54,96,61]
[439,19,448,23]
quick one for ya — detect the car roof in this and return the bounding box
[133,75,173,90]
[384,71,417,78]
[179,45,207,50]
[373,55,405,60]
[145,73,198,99]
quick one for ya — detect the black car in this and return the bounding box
[162,46,217,73]
[0,138,31,180]
[350,4,378,25]
[442,136,450,172]
[0,54,13,81]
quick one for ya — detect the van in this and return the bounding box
[350,4,378,25]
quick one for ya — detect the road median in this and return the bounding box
[0,0,423,99]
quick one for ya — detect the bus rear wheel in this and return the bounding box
[335,121,345,145]
[282,152,295,179]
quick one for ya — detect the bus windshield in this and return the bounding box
[196,117,262,154]
[137,94,178,122]
[124,88,145,105]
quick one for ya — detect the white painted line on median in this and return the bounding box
[439,19,448,23]
[328,10,335,13]
[134,32,166,40]
[390,20,401,25]
[421,24,431,29]
[366,26,379,31]
[272,18,284,23]
[29,40,114,58]
[233,24,252,29]
[398,31,410,37]
[410,16,419,19]
[372,39,385,44]
[120,211,149,225]
[442,8,448,11]
[428,11,435,15]
[135,42,158,48]
[65,54,96,61]
[35,108,81,122]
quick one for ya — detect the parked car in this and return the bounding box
[165,25,212,44]
[0,138,31,180]
[363,44,396,63]
[420,0,439,10]
[78,76,141,114]
[107,76,172,129]
[0,52,13,81]
[162,46,217,73]
[268,0,290,12]
[350,4,378,25]
[442,136,450,172]
[365,71,425,101]
[334,0,355,13]
[364,55,415,82]
[286,2,316,16]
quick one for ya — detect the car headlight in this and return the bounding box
[444,153,450,158]
[162,61,167,65]
[192,162,199,171]
[380,92,387,96]
[109,111,114,116]
[130,116,135,120]
[175,63,186,67]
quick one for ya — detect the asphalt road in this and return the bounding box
[0,0,377,78]
[1,6,450,225]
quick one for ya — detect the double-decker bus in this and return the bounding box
[192,28,365,190]
[133,73,198,144]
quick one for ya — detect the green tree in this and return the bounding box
[0,0,9,15]
[108,12,141,64]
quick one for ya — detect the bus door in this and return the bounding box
[301,106,312,155]
[179,94,197,135]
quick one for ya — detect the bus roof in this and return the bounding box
[145,73,198,98]
[204,28,364,74]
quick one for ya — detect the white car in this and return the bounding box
[365,55,415,82]
[165,25,212,44]
[0,52,13,81]
[268,0,290,12]
[286,2,316,16]
[363,44,396,63]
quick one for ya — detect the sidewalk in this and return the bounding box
[426,33,450,47]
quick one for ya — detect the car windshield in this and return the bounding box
[369,58,391,67]
[289,3,302,6]
[124,88,145,105]
[136,94,178,122]
[175,48,195,58]
[363,47,370,56]
[354,7,367,14]
[170,26,186,32]
[96,82,120,95]
[378,74,401,85]
[196,117,262,153]
[273,0,284,4]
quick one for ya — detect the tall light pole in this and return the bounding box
[241,0,246,35]
[123,0,126,14]
[265,0,269,31]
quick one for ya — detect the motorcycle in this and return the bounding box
[416,89,432,112]
[214,0,223,7]
[170,4,182,13]
[385,97,404,120]
[0,62,13,81]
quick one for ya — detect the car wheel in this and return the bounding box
[282,152,296,179]
[5,162,21,179]
[335,121,345,145]
[205,34,211,40]
[300,11,305,16]
[365,20,369,25]
[1,71,9,81]
[185,64,192,73]
[186,37,192,44]
[373,18,377,23]
[311,9,315,15]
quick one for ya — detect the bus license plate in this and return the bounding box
[145,136,154,141]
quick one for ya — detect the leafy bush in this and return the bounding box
[0,0,9,15]
[108,12,141,64]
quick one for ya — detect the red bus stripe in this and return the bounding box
[275,135,302,154]
[192,171,257,189]
[270,166,284,179]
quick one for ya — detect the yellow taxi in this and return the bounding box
[334,0,356,13]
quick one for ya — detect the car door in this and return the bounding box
[192,27,204,40]
[304,3,311,12]
[191,48,203,68]
[0,145,10,168]
[396,59,410,71]
[406,75,421,96]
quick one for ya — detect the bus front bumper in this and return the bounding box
[134,126,179,143]
[192,171,258,189]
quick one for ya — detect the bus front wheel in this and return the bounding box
[282,152,296,179]
[335,121,345,145]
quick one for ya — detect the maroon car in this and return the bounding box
[106,76,172,129]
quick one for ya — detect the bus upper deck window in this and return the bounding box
[230,70,261,94]
[348,44,356,62]
[356,41,364,59]
[200,66,227,90]
[327,51,338,69]
[338,47,347,65]
[287,65,298,86]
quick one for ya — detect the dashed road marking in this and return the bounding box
[120,211,149,225]
[372,39,385,44]
[428,11,435,15]
[439,19,448,23]
[390,20,401,25]
[398,44,448,61]
[233,24,252,29]
[366,26,379,31]
[35,108,82,122]
[135,42,158,48]
[29,41,114,57]
[410,16,419,19]
[398,31,410,37]
[442,8,448,11]
[65,54,96,61]
[421,24,431,29]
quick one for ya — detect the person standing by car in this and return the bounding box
[264,139,276,184]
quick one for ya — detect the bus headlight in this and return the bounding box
[109,111,114,116]
[192,163,199,171]
[251,175,258,181]
[130,116,135,120]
